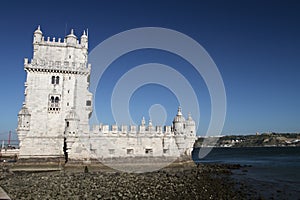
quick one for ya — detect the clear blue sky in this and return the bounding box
[0,0,299,142]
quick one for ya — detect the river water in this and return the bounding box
[192,147,300,199]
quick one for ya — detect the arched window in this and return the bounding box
[56,76,60,84]
[51,76,55,84]
[49,95,61,111]
[49,96,55,110]
[55,97,59,103]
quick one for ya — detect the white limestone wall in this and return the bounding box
[18,28,92,159]
[19,71,65,157]
[73,131,181,159]
[19,137,63,158]
[88,136,163,158]
[33,38,87,68]
[66,137,91,160]
[74,74,92,133]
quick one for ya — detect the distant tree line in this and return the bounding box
[194,133,300,147]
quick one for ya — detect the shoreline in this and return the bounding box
[2,161,297,199]
[1,146,299,199]
[194,145,300,148]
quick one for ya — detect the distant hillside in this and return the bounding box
[194,133,300,148]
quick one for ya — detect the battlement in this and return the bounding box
[34,33,87,49]
[33,26,88,48]
[25,26,90,74]
[91,124,174,137]
[88,112,196,138]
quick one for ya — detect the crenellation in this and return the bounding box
[24,58,28,65]
[90,123,183,137]
[130,125,137,134]
[34,33,87,48]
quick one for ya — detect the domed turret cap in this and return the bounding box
[66,29,77,39]
[81,30,87,38]
[18,104,30,116]
[173,106,185,122]
[186,112,195,125]
[34,25,42,35]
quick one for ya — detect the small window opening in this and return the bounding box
[56,76,59,84]
[51,76,60,85]
[86,100,91,106]
[127,149,134,155]
[109,149,115,155]
[145,148,153,155]
[51,76,55,84]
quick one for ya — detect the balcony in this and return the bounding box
[48,103,60,112]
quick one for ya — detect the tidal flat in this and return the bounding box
[0,163,257,199]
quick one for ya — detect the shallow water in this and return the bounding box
[192,147,300,199]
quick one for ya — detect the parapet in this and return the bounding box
[33,26,88,49]
[91,123,175,137]
[24,58,91,74]
[25,26,91,74]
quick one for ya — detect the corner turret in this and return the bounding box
[172,107,197,156]
[80,30,88,49]
[65,29,77,45]
[65,108,80,136]
[64,108,80,162]
[17,104,31,147]
[33,25,43,43]
[186,112,196,133]
[173,106,185,134]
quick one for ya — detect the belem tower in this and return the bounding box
[16,26,197,163]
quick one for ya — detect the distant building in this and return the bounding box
[16,26,196,162]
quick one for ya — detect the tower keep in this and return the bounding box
[17,26,93,159]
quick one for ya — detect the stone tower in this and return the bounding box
[17,26,93,160]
